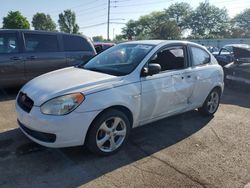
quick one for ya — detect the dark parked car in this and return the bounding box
[0,29,96,87]
[212,44,250,67]
[94,42,115,53]
[206,46,219,53]
[224,47,250,91]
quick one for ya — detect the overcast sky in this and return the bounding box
[0,0,249,39]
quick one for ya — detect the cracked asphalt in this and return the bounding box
[0,86,250,188]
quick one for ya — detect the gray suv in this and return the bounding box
[0,29,96,87]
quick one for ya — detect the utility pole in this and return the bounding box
[107,0,110,41]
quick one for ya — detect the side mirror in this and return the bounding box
[142,63,161,76]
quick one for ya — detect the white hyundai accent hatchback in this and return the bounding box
[16,40,224,155]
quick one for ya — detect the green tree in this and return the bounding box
[2,11,30,29]
[151,21,181,39]
[92,35,104,42]
[121,11,170,40]
[137,11,168,39]
[188,3,230,38]
[121,20,138,40]
[165,2,192,30]
[231,8,250,38]
[114,34,125,42]
[32,13,56,31]
[58,10,79,33]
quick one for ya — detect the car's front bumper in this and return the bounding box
[16,103,101,148]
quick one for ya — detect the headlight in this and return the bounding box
[40,93,85,115]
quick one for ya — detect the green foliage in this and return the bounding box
[114,34,126,42]
[58,10,79,34]
[165,2,192,30]
[32,13,56,31]
[151,21,181,39]
[2,11,30,29]
[121,11,179,40]
[121,2,237,40]
[188,3,230,37]
[92,35,104,42]
[231,8,250,38]
[121,20,138,40]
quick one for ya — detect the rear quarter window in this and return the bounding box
[191,47,210,66]
[63,35,93,52]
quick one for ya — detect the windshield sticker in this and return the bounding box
[135,45,153,50]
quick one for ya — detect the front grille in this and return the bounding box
[17,92,34,113]
[18,120,56,143]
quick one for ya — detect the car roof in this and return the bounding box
[123,40,202,47]
[94,42,115,46]
[0,29,90,39]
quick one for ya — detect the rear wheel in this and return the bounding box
[86,109,130,155]
[198,88,221,116]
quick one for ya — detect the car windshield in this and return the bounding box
[82,43,154,76]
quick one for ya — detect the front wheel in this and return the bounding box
[86,109,130,156]
[198,88,221,116]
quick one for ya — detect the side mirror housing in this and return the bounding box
[142,63,161,76]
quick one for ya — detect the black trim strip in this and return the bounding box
[18,120,56,143]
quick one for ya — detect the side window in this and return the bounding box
[151,47,185,72]
[24,33,59,52]
[63,35,93,52]
[221,48,231,54]
[0,33,19,54]
[191,47,210,66]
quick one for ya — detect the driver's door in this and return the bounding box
[139,45,194,124]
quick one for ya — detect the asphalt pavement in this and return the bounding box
[0,86,249,188]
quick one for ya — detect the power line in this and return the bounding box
[79,21,125,29]
[111,10,157,14]
[79,13,107,25]
[75,6,107,17]
[79,22,107,29]
[49,1,106,14]
[111,0,173,8]
[111,0,133,3]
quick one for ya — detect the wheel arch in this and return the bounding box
[213,85,223,96]
[84,105,134,144]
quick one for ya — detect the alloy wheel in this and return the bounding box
[207,91,219,114]
[96,117,127,153]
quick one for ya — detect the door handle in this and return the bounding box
[27,56,37,60]
[10,56,22,61]
[187,75,191,78]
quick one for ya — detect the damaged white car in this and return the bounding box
[16,40,224,155]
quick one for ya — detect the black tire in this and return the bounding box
[86,109,131,156]
[198,88,221,116]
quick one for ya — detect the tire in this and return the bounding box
[86,109,131,156]
[198,88,221,116]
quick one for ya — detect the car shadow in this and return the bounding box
[220,86,250,108]
[0,87,20,102]
[0,110,212,187]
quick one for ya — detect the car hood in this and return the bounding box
[21,67,123,106]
